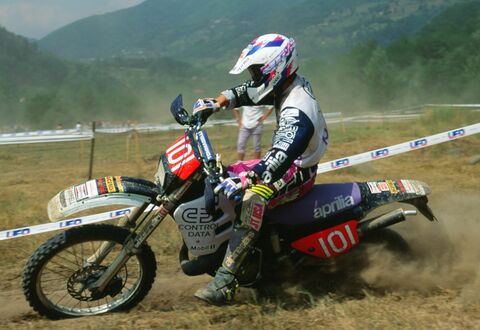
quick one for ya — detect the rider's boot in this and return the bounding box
[193,265,239,304]
[194,226,257,304]
[195,189,269,305]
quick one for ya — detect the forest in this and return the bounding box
[0,1,478,129]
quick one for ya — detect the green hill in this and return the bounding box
[0,27,68,125]
[2,1,479,129]
[0,27,201,129]
[39,0,460,64]
[310,1,480,111]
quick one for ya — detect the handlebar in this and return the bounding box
[170,94,221,171]
[170,94,242,205]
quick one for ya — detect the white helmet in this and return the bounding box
[230,33,298,103]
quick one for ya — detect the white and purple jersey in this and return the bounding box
[222,75,328,185]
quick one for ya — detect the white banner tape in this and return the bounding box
[0,133,94,145]
[0,112,417,140]
[0,207,135,241]
[0,122,479,241]
[0,128,88,138]
[317,123,480,173]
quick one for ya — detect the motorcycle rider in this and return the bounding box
[192,33,329,304]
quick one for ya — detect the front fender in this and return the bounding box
[48,176,160,221]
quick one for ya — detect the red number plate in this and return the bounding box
[165,135,201,180]
[291,220,359,259]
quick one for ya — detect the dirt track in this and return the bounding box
[1,193,479,329]
[0,118,479,329]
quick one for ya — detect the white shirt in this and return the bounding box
[239,106,269,129]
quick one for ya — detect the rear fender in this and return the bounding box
[361,180,437,221]
[48,176,160,221]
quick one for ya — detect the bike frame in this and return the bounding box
[91,122,215,292]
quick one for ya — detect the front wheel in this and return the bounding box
[22,224,156,319]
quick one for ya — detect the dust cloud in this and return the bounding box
[360,193,480,303]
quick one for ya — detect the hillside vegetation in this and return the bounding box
[1,1,479,129]
[38,0,459,62]
[0,28,207,129]
[306,1,480,111]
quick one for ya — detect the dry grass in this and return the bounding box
[0,111,479,329]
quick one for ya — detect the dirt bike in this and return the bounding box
[22,95,437,318]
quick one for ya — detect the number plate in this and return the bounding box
[164,135,201,180]
[291,220,359,259]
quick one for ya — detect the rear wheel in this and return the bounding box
[22,224,156,319]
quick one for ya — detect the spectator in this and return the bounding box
[232,105,273,160]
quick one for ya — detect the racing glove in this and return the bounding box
[214,177,245,201]
[214,171,261,201]
[192,98,220,124]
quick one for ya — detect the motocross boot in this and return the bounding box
[195,189,270,305]
[194,227,257,305]
[194,266,239,305]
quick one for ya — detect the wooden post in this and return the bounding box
[88,121,96,180]
[134,130,141,165]
[80,140,84,161]
[126,133,131,161]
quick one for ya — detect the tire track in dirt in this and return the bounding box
[1,193,479,328]
[0,258,211,322]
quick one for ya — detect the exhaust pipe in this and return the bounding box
[357,208,417,236]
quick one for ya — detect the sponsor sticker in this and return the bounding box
[97,178,107,194]
[115,176,124,192]
[386,180,398,194]
[74,183,89,201]
[86,179,99,197]
[377,182,390,192]
[249,203,264,231]
[396,180,406,193]
[158,206,169,217]
[105,176,117,193]
[412,181,425,195]
[62,187,77,206]
[105,176,116,193]
[73,180,100,202]
[400,180,416,194]
[367,182,381,194]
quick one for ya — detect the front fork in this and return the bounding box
[90,176,198,292]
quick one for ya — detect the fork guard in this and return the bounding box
[47,176,161,221]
